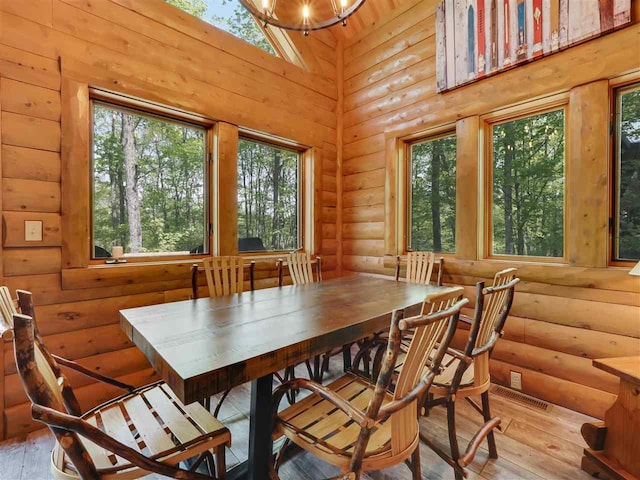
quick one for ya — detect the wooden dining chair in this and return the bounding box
[277,251,322,287]
[269,287,469,480]
[395,251,445,286]
[276,252,349,385]
[420,268,520,480]
[190,256,255,414]
[9,290,231,480]
[191,256,255,300]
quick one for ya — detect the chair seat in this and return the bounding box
[276,373,397,470]
[393,351,477,396]
[52,382,230,480]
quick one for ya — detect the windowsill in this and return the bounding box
[61,253,310,291]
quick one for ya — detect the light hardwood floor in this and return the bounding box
[0,357,596,480]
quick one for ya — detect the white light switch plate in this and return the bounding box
[25,220,43,241]
[510,370,522,390]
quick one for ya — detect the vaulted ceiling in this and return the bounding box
[257,0,414,41]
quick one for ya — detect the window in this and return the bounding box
[237,137,301,252]
[166,0,278,56]
[613,83,640,261]
[407,133,456,253]
[91,101,209,258]
[488,108,566,259]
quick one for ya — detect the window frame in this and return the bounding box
[88,89,215,265]
[404,130,457,254]
[610,80,640,266]
[482,99,569,263]
[236,130,306,255]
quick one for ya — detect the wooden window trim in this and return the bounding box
[236,131,311,255]
[405,130,457,255]
[481,96,569,264]
[61,82,218,276]
[87,91,215,264]
[384,123,455,257]
[609,77,640,266]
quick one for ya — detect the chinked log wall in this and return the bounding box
[0,0,339,438]
[340,0,640,419]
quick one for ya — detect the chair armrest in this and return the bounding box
[52,354,135,392]
[446,347,473,366]
[31,404,214,480]
[471,331,501,357]
[376,375,432,420]
[458,417,501,467]
[273,378,372,428]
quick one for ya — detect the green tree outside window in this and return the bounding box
[491,109,565,258]
[615,85,640,261]
[409,134,457,253]
[92,103,207,256]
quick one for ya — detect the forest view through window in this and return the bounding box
[408,134,456,253]
[614,84,640,261]
[166,0,277,55]
[490,108,565,258]
[237,138,300,252]
[92,102,208,257]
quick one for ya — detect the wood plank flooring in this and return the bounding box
[0,355,596,480]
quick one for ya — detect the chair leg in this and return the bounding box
[447,400,463,480]
[213,389,231,418]
[481,391,498,459]
[343,344,352,372]
[215,447,227,480]
[410,446,421,480]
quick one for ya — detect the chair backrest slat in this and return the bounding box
[287,252,315,285]
[203,256,245,298]
[404,252,436,285]
[475,268,519,350]
[390,287,465,454]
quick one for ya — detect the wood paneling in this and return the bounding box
[341,0,640,418]
[0,0,339,438]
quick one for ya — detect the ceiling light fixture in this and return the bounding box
[238,0,367,36]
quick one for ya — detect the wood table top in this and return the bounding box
[120,275,447,404]
[593,356,640,386]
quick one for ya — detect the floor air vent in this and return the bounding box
[493,386,550,411]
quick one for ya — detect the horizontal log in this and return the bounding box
[0,77,60,121]
[343,204,384,223]
[343,168,386,192]
[343,239,385,257]
[2,247,61,276]
[4,346,151,408]
[492,338,619,394]
[4,323,133,376]
[2,212,62,247]
[33,291,166,336]
[1,145,61,183]
[523,320,640,359]
[343,187,384,208]
[2,178,60,213]
[383,256,640,293]
[342,222,385,240]
[1,111,60,152]
[0,44,60,90]
[490,359,615,419]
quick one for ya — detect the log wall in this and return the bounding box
[340,0,640,418]
[0,0,339,438]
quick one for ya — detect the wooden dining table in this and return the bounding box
[120,275,447,480]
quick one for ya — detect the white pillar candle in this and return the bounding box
[112,246,124,259]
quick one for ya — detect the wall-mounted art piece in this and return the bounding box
[436,0,632,92]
